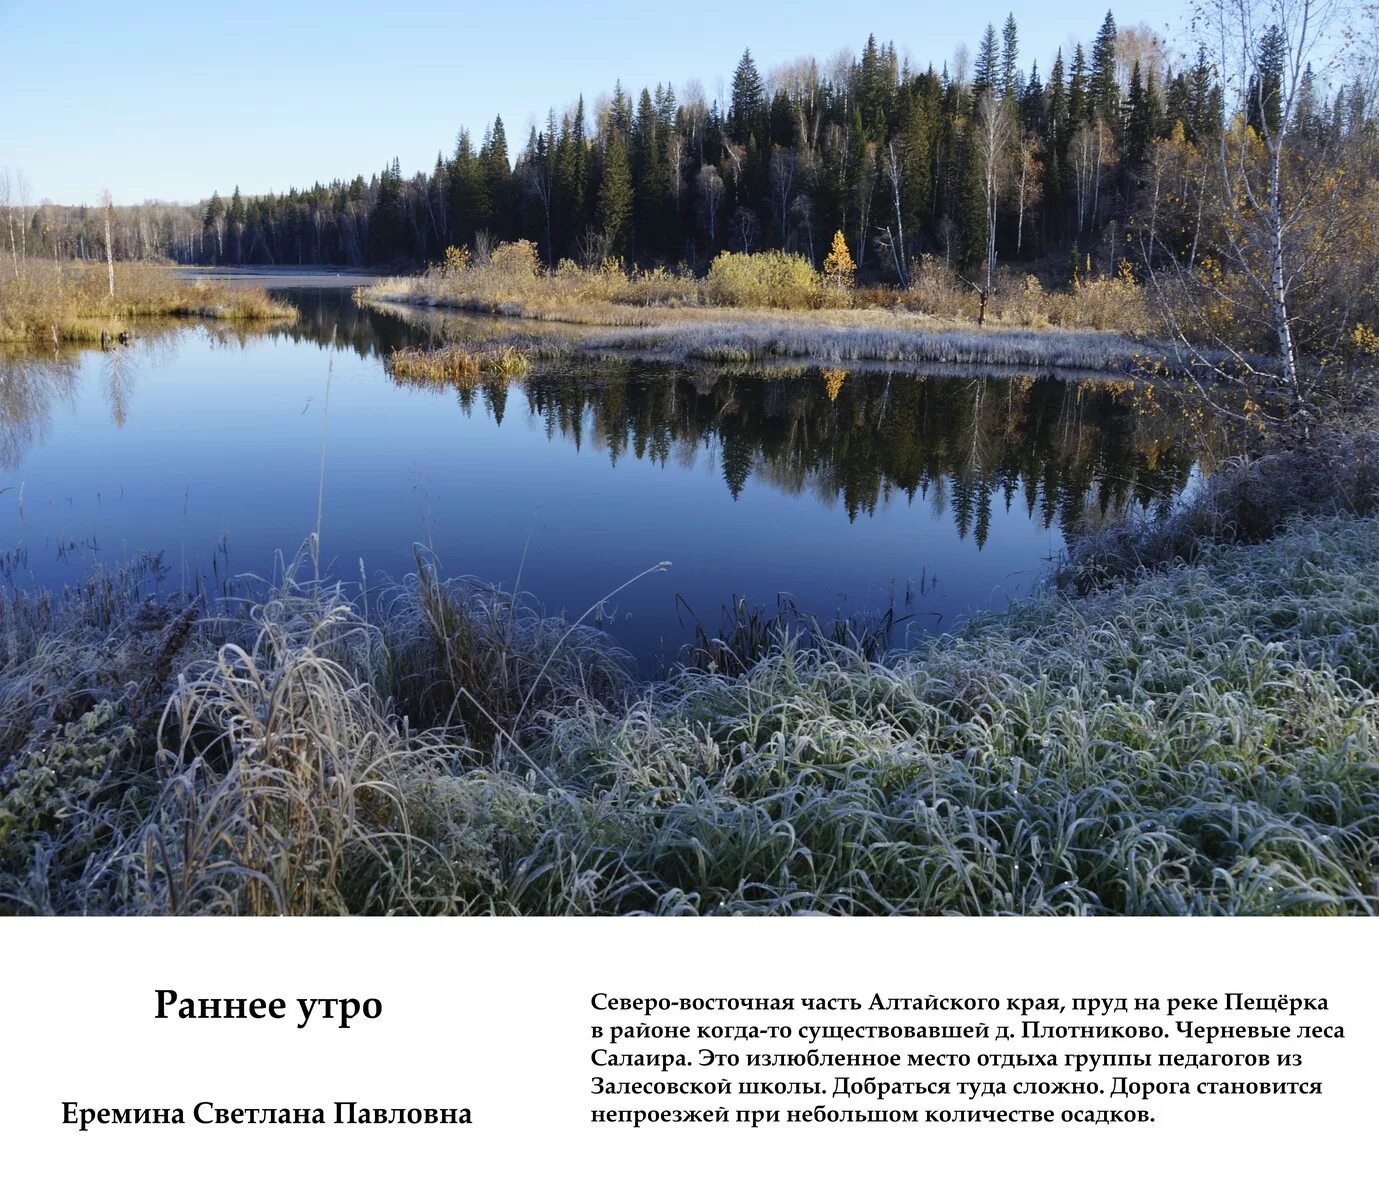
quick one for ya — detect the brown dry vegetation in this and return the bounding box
[361,242,1164,374]
[362,240,1156,334]
[387,344,534,386]
[0,261,296,345]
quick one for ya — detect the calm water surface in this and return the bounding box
[0,289,1197,662]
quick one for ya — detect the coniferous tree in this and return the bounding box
[482,117,513,239]
[227,186,245,263]
[1001,14,1020,100]
[1247,25,1287,134]
[1125,61,1151,170]
[858,35,891,138]
[599,133,633,257]
[729,49,765,143]
[449,129,488,246]
[554,98,590,256]
[367,159,405,264]
[1089,12,1120,125]
[1022,61,1045,132]
[202,191,225,261]
[974,25,1000,94]
[1069,45,1089,127]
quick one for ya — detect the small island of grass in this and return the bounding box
[0,260,296,346]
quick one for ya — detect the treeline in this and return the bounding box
[11,8,1375,286]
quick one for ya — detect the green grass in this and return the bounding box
[2,517,1376,915]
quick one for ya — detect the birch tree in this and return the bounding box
[973,90,1014,295]
[697,164,724,244]
[881,141,910,286]
[1189,0,1352,434]
[101,188,116,297]
[1015,135,1044,256]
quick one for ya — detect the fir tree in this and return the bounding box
[367,160,405,264]
[449,129,489,246]
[202,191,225,261]
[1022,61,1045,133]
[858,34,891,138]
[1089,11,1119,125]
[482,117,513,239]
[1001,14,1020,100]
[599,133,633,257]
[1248,25,1286,134]
[1048,50,1068,145]
[227,186,245,263]
[974,24,999,94]
[1125,61,1150,169]
[729,49,765,143]
[1069,45,1089,127]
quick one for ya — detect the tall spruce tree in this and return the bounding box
[1001,14,1020,99]
[729,49,765,143]
[1089,12,1119,125]
[974,24,1000,94]
[599,133,633,257]
[482,117,513,239]
[449,129,489,246]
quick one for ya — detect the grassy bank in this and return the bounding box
[2,513,1376,916]
[0,261,296,345]
[360,241,1164,373]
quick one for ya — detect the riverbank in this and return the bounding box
[369,297,1160,374]
[3,501,1375,916]
[0,262,296,345]
[359,244,1168,373]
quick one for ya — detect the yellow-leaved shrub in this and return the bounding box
[707,251,822,309]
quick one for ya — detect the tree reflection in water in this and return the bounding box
[0,288,1218,564]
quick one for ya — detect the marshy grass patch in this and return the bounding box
[387,344,534,387]
[358,241,1161,373]
[0,261,296,345]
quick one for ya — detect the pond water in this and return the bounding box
[0,288,1200,664]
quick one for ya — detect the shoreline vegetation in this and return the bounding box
[361,240,1168,374]
[0,261,296,346]
[2,427,1376,915]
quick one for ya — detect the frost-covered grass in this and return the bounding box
[568,318,1156,372]
[362,292,1162,373]
[1061,428,1379,591]
[2,517,1376,916]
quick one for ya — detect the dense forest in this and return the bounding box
[15,9,1369,285]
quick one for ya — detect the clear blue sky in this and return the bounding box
[0,0,1159,206]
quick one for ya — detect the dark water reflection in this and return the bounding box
[0,288,1207,662]
[519,365,1191,539]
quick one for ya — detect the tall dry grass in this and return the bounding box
[361,242,1162,373]
[363,241,1157,337]
[365,241,704,325]
[0,261,296,345]
[387,344,533,387]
